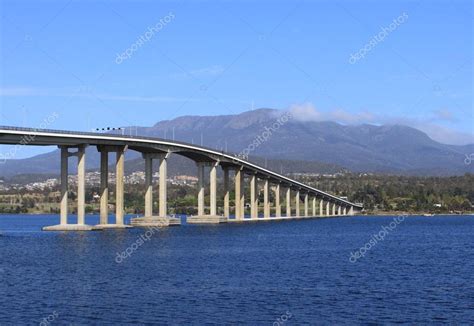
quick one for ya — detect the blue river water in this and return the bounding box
[0,214,473,325]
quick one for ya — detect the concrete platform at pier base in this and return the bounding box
[92,224,132,230]
[130,216,181,227]
[42,224,95,231]
[186,215,228,224]
[228,216,326,223]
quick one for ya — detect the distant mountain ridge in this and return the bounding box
[0,108,472,177]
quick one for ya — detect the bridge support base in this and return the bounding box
[187,215,228,224]
[92,224,132,230]
[130,216,181,227]
[228,215,325,223]
[42,224,94,231]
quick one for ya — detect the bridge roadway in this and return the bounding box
[0,126,363,230]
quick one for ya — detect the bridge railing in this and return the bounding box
[0,125,240,156]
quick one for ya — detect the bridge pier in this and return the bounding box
[188,161,227,224]
[144,153,153,217]
[197,162,205,215]
[286,188,291,217]
[275,183,281,217]
[263,178,270,218]
[210,162,217,216]
[77,145,86,225]
[115,147,125,225]
[240,171,245,219]
[295,190,300,217]
[130,152,179,227]
[326,202,330,216]
[250,173,258,219]
[43,145,93,231]
[223,167,230,218]
[320,199,323,216]
[60,146,68,225]
[100,150,109,224]
[94,146,133,229]
[159,153,169,218]
[234,168,243,220]
[312,197,316,217]
[304,193,309,217]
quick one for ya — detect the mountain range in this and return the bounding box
[0,109,472,177]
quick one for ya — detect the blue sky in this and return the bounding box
[0,0,472,158]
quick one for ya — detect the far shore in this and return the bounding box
[362,211,473,216]
[0,212,472,217]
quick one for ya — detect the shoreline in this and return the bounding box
[363,212,474,217]
[0,212,472,217]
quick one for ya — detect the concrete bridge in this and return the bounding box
[0,126,363,231]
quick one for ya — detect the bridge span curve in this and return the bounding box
[0,126,362,230]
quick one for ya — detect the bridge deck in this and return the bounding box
[0,126,362,209]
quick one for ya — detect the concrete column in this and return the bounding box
[144,154,153,217]
[235,169,242,219]
[197,162,205,216]
[304,193,309,217]
[338,206,342,216]
[250,173,258,219]
[320,199,323,216]
[100,150,109,224]
[275,183,281,217]
[60,146,68,225]
[349,206,354,215]
[343,207,347,215]
[223,167,230,218]
[77,145,86,225]
[286,188,291,217]
[312,197,316,217]
[115,148,125,225]
[210,162,218,216]
[159,154,168,217]
[326,201,330,216]
[240,172,245,218]
[263,178,270,218]
[332,203,336,216]
[295,190,300,217]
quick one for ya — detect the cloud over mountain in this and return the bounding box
[288,103,473,145]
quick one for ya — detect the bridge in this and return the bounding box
[0,126,363,231]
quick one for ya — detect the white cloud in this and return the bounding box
[0,86,197,103]
[288,102,473,145]
[415,124,473,146]
[289,103,377,125]
[431,109,457,122]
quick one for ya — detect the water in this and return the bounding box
[1,214,473,325]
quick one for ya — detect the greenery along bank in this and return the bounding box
[0,173,472,215]
[295,173,474,213]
